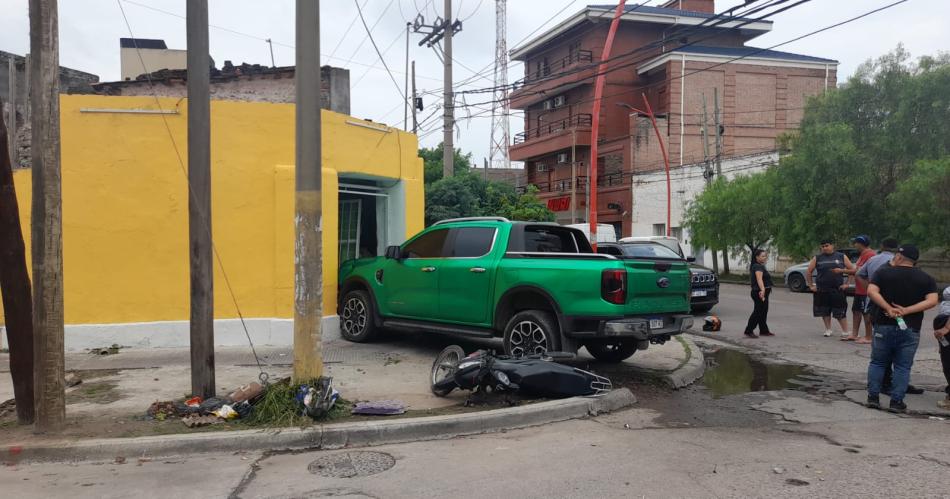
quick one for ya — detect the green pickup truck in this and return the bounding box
[337,217,693,363]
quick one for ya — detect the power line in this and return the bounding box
[355,0,411,109]
[341,0,397,66]
[329,0,372,59]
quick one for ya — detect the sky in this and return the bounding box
[1,0,948,168]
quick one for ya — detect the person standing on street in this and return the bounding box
[806,240,855,338]
[744,249,774,338]
[866,245,939,413]
[844,235,877,343]
[933,287,950,409]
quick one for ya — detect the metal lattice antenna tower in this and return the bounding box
[489,0,510,169]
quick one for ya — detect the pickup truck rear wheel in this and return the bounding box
[585,340,637,363]
[503,310,561,358]
[340,290,378,342]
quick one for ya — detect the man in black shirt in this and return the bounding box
[806,240,855,338]
[866,245,939,412]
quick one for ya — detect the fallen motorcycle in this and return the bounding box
[430,346,611,399]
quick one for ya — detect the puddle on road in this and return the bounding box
[701,348,812,398]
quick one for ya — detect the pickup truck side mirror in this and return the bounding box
[686,256,696,263]
[385,245,404,260]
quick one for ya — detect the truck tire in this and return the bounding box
[787,272,807,293]
[585,340,638,363]
[503,310,561,358]
[340,289,378,343]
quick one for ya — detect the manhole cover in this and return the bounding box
[308,451,395,478]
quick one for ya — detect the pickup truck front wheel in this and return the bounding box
[503,310,561,358]
[585,340,637,363]
[340,290,378,343]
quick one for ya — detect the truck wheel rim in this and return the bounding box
[342,297,366,336]
[509,321,548,357]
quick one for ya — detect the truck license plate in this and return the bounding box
[649,319,664,329]
[691,289,707,297]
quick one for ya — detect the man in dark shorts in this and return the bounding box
[806,239,855,338]
[866,245,939,412]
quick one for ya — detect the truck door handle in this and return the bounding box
[469,267,486,273]
[421,266,437,272]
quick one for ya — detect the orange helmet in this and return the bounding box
[702,315,721,332]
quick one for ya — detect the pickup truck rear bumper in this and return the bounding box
[564,314,694,340]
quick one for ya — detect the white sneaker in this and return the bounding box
[823,330,833,337]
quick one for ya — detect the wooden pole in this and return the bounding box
[0,96,34,424]
[411,61,418,134]
[701,93,719,274]
[29,0,65,433]
[187,0,215,398]
[293,0,323,381]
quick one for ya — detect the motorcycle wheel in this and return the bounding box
[585,340,638,363]
[431,345,466,397]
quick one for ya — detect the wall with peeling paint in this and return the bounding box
[2,94,423,347]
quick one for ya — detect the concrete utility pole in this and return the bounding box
[713,87,729,274]
[442,0,455,178]
[404,22,410,131]
[29,0,65,433]
[0,96,34,424]
[293,0,324,381]
[701,93,719,274]
[187,0,215,399]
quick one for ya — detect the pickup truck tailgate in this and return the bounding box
[623,259,690,314]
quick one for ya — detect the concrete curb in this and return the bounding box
[4,388,636,464]
[667,335,706,389]
[622,335,706,389]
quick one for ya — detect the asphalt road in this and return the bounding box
[4,283,949,498]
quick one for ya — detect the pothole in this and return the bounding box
[308,451,395,478]
[701,348,815,398]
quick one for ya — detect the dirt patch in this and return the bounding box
[66,381,121,405]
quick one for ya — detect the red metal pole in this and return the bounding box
[589,0,627,250]
[641,93,672,237]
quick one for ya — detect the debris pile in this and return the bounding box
[145,378,344,428]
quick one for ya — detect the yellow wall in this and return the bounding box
[2,95,423,325]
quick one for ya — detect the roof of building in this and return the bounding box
[675,45,838,63]
[119,38,168,50]
[510,5,773,60]
[93,62,346,91]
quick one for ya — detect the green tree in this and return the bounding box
[502,185,556,222]
[419,143,473,184]
[770,46,950,255]
[684,172,777,258]
[424,170,555,226]
[887,158,950,250]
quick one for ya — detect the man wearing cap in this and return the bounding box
[844,235,876,343]
[866,244,939,413]
[806,240,855,338]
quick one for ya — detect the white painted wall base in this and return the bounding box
[0,316,341,352]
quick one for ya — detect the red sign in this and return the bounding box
[547,197,571,212]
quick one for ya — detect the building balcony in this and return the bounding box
[518,171,632,195]
[509,114,592,162]
[510,51,597,109]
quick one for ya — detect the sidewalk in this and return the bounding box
[0,330,700,446]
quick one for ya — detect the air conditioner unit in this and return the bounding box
[542,100,554,110]
[557,153,569,164]
[536,163,549,172]
[553,95,567,107]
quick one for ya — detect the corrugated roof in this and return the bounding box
[676,45,837,63]
[119,38,168,50]
[587,4,773,23]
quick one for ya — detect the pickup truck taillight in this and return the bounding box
[601,269,627,304]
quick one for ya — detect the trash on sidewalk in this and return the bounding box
[146,401,180,421]
[212,404,239,420]
[228,382,264,403]
[351,400,407,416]
[297,377,339,419]
[184,396,202,408]
[181,413,223,428]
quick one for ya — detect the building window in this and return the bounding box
[670,226,683,241]
[653,223,667,237]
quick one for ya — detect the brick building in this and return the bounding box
[508,1,837,237]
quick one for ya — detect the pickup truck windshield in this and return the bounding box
[620,243,682,259]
